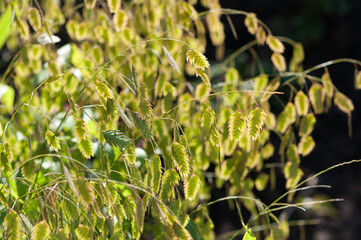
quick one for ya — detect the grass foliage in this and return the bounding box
[0,0,360,239]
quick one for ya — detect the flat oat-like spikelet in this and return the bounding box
[248,107,266,141]
[171,142,190,178]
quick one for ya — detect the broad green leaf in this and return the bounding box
[0,6,12,50]
[243,227,256,240]
[334,91,354,114]
[31,220,50,240]
[309,83,325,114]
[162,45,181,74]
[244,13,258,35]
[294,91,309,116]
[0,84,15,109]
[298,136,315,156]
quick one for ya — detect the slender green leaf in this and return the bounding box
[0,6,12,49]
[162,45,181,74]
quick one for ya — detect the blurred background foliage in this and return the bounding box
[0,0,360,239]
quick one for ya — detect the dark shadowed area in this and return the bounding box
[206,0,361,239]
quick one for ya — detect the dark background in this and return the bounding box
[208,0,361,239]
